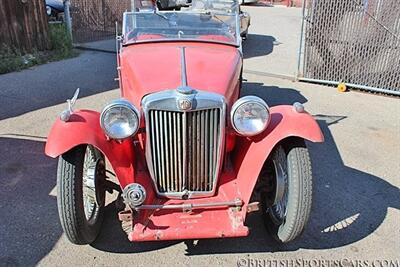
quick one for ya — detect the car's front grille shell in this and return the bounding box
[142,90,225,198]
[148,109,221,193]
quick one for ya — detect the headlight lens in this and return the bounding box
[231,96,270,136]
[46,6,52,16]
[100,99,140,140]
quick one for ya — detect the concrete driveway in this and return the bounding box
[0,5,399,267]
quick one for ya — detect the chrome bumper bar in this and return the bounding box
[135,198,243,212]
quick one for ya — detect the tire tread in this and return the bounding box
[262,139,313,243]
[281,141,312,242]
[57,146,103,245]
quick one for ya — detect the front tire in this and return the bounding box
[260,139,313,243]
[57,145,106,245]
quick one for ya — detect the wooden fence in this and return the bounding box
[0,0,50,52]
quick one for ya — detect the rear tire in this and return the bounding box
[260,139,313,243]
[57,145,105,245]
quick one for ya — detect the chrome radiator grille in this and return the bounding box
[147,108,222,195]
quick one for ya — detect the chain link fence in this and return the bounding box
[70,0,131,43]
[298,0,400,95]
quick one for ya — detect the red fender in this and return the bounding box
[232,105,324,216]
[45,110,135,188]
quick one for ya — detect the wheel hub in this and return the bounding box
[83,148,105,222]
[85,159,106,207]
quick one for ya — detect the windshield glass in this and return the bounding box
[123,10,239,46]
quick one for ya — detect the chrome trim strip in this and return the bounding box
[180,47,188,87]
[182,108,188,191]
[177,47,192,94]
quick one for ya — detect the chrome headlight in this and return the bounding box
[231,96,270,136]
[100,99,140,140]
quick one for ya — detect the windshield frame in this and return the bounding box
[122,10,242,48]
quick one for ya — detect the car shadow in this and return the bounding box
[243,34,277,59]
[241,82,308,104]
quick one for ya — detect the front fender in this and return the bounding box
[45,110,135,188]
[232,105,324,213]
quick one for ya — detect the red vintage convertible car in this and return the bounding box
[45,0,323,245]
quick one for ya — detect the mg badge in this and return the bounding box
[177,98,192,111]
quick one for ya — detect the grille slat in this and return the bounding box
[192,112,197,190]
[195,111,201,191]
[205,110,209,191]
[150,111,157,181]
[163,111,170,191]
[202,111,205,193]
[212,109,219,190]
[159,111,166,191]
[148,108,221,195]
[177,112,183,191]
[154,111,162,190]
[172,112,178,191]
[209,110,214,191]
[159,112,164,190]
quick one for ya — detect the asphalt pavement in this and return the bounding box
[0,5,399,267]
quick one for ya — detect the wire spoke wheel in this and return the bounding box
[57,145,106,245]
[82,146,101,223]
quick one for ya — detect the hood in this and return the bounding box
[120,42,242,107]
